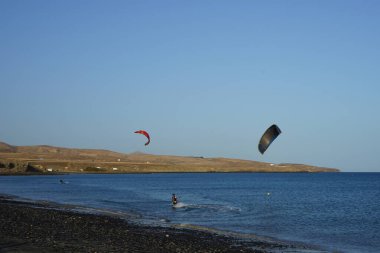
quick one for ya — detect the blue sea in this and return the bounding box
[0,173,379,253]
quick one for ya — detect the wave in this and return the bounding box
[172,223,326,253]
[172,202,241,212]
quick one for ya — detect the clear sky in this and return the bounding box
[1,1,379,172]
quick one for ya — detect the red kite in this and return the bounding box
[134,130,150,146]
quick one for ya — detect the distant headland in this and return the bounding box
[0,141,339,174]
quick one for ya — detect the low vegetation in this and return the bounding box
[0,141,339,174]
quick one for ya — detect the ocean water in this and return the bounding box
[0,173,379,253]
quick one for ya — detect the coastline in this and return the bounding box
[0,195,318,253]
[0,141,340,174]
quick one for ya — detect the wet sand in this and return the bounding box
[0,196,309,253]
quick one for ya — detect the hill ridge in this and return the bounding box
[0,141,340,174]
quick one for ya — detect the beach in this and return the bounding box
[2,172,377,253]
[0,196,297,253]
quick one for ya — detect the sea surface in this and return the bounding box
[0,173,379,253]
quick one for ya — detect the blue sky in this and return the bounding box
[1,1,379,172]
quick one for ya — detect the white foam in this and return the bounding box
[172,202,240,212]
[172,202,187,208]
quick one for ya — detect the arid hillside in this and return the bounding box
[0,141,339,174]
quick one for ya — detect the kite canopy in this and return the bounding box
[134,130,150,146]
[258,124,281,154]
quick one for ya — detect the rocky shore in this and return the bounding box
[0,196,305,253]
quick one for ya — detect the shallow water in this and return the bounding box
[0,173,379,253]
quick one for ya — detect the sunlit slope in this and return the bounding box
[0,141,339,174]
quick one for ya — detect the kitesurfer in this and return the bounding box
[172,193,178,205]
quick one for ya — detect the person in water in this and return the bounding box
[172,193,177,205]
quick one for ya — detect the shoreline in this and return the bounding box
[0,142,340,174]
[0,170,341,176]
[0,195,321,253]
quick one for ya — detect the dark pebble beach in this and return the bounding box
[0,196,306,253]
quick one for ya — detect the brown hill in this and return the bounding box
[0,142,17,153]
[0,141,339,174]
